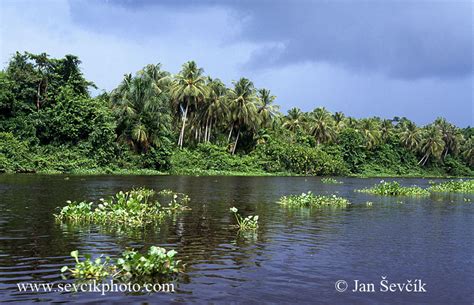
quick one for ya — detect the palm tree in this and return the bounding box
[418,126,445,166]
[380,119,394,142]
[400,121,421,152]
[110,68,171,152]
[308,107,336,145]
[435,117,463,159]
[462,136,474,166]
[257,88,279,128]
[227,78,260,154]
[170,61,208,148]
[333,111,346,131]
[282,107,304,132]
[358,119,381,149]
[200,77,228,143]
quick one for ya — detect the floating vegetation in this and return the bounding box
[54,188,190,226]
[116,246,183,279]
[278,191,350,208]
[61,250,112,279]
[428,179,474,194]
[321,178,343,184]
[61,247,183,280]
[229,207,259,230]
[356,181,430,197]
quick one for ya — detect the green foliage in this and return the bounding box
[171,143,262,174]
[54,188,190,226]
[116,246,183,278]
[1,51,472,176]
[229,207,259,230]
[61,247,182,280]
[61,250,112,279]
[357,181,430,196]
[278,192,350,208]
[338,128,367,173]
[0,132,32,172]
[254,138,349,175]
[429,179,474,193]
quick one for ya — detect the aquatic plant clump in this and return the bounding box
[116,246,183,279]
[321,178,343,184]
[61,246,183,280]
[428,179,474,194]
[278,192,350,208]
[356,181,430,197]
[61,250,112,279]
[54,188,190,226]
[230,207,259,230]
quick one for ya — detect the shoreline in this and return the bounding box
[1,169,472,179]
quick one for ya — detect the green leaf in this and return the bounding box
[60,266,68,273]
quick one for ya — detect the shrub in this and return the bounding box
[0,132,33,172]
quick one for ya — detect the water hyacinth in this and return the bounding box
[356,181,430,197]
[278,191,350,208]
[61,246,183,280]
[428,179,474,194]
[229,207,259,230]
[54,188,190,226]
[116,246,183,279]
[61,250,112,279]
[321,178,343,184]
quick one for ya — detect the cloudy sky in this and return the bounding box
[1,0,472,126]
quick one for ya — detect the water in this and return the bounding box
[0,175,472,304]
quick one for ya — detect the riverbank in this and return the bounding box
[2,168,472,178]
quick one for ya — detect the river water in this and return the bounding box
[0,175,472,304]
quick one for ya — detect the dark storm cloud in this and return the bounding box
[96,0,473,80]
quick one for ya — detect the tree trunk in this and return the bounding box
[36,81,42,111]
[418,153,430,166]
[232,129,240,155]
[178,100,189,148]
[208,119,212,142]
[228,125,234,142]
[204,118,209,143]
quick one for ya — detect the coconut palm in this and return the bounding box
[170,61,209,148]
[333,111,346,131]
[380,119,394,142]
[308,107,336,145]
[200,77,229,143]
[435,117,463,159]
[462,136,474,166]
[400,121,421,152]
[257,88,279,128]
[227,78,260,154]
[358,118,381,149]
[111,70,171,152]
[418,126,445,166]
[282,107,305,132]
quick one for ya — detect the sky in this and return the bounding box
[0,0,473,126]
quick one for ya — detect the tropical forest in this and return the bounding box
[1,52,472,176]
